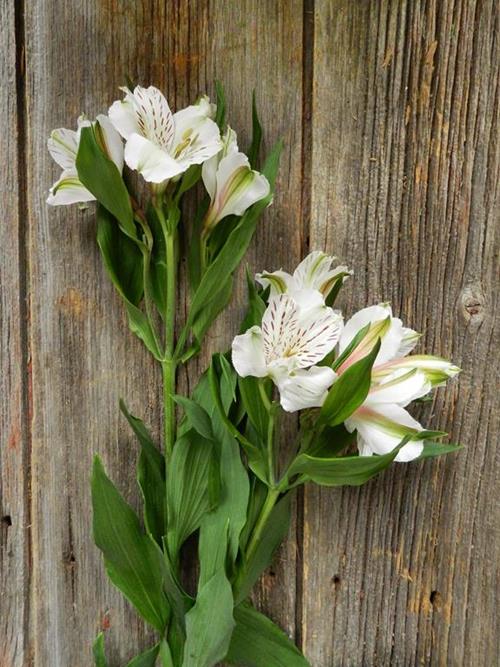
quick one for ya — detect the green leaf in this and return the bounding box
[126,644,160,667]
[247,91,263,168]
[238,376,269,445]
[96,205,143,305]
[76,125,136,239]
[319,340,381,426]
[240,267,267,332]
[166,430,214,559]
[125,301,163,360]
[159,640,175,667]
[182,569,235,667]
[234,494,291,605]
[191,276,233,346]
[93,633,108,667]
[173,396,214,440]
[120,400,165,542]
[287,445,403,487]
[92,457,169,632]
[419,441,463,459]
[226,603,310,667]
[160,540,193,629]
[330,324,370,372]
[145,203,168,317]
[215,80,226,129]
[305,423,356,458]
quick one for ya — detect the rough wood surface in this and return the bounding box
[1,0,498,665]
[304,0,499,665]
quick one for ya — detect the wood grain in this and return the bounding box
[0,3,30,666]
[2,0,498,665]
[303,0,499,664]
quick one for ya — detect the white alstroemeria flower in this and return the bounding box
[256,251,352,312]
[335,304,459,461]
[201,126,270,233]
[232,294,342,412]
[108,86,221,183]
[47,114,123,206]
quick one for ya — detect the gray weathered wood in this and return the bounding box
[303,0,499,664]
[2,0,498,665]
[0,3,30,666]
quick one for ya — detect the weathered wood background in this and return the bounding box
[1,0,498,665]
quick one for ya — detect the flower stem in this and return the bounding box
[244,485,282,567]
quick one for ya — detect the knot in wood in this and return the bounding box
[460,283,485,327]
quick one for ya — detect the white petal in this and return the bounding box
[96,114,124,172]
[108,91,141,140]
[47,169,95,206]
[372,354,461,386]
[201,126,238,199]
[398,327,421,356]
[345,403,423,461]
[293,305,343,367]
[255,269,294,295]
[231,326,268,378]
[366,369,431,407]
[339,304,405,366]
[47,128,79,169]
[290,288,329,316]
[276,366,337,412]
[293,251,332,290]
[124,133,184,182]
[172,107,221,167]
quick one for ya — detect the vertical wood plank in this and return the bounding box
[0,3,30,666]
[304,0,499,664]
[24,1,304,663]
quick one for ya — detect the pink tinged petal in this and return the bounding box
[124,134,184,183]
[47,169,95,206]
[96,114,124,172]
[365,369,431,407]
[231,326,268,378]
[276,366,337,412]
[345,403,424,461]
[47,128,79,169]
[339,304,393,353]
[372,355,461,386]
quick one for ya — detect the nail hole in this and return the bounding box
[430,590,442,607]
[332,575,341,587]
[2,515,12,527]
[268,569,276,578]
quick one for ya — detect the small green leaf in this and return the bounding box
[173,396,214,440]
[419,441,463,459]
[91,457,169,632]
[166,430,214,559]
[226,603,310,667]
[126,644,160,667]
[97,205,143,305]
[215,80,226,129]
[183,570,235,667]
[319,340,381,426]
[76,125,136,239]
[120,400,165,542]
[240,267,267,332]
[247,91,263,168]
[93,633,108,667]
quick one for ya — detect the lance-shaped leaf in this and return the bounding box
[93,633,108,667]
[120,400,165,542]
[76,125,136,239]
[92,457,169,632]
[166,430,214,559]
[97,206,162,360]
[319,339,381,426]
[419,441,463,459]
[182,569,235,667]
[287,442,405,487]
[226,603,311,667]
[127,644,161,667]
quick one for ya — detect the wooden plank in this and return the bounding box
[0,3,30,666]
[303,0,499,664]
[24,1,304,663]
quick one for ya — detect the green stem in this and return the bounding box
[243,485,282,568]
[266,403,278,486]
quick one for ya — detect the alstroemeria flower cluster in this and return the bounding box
[47,85,270,230]
[232,252,347,412]
[232,253,459,462]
